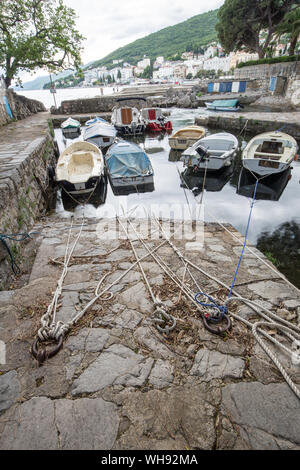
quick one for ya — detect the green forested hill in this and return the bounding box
[91,9,219,68]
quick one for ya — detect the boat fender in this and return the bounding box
[294,154,298,161]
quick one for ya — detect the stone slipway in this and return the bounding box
[0,217,300,450]
[195,110,300,141]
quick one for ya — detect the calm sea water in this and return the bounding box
[16,86,120,109]
[19,90,300,287]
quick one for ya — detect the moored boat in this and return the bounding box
[242,131,298,176]
[205,99,243,112]
[140,108,172,132]
[83,122,117,152]
[181,132,239,171]
[105,140,154,195]
[55,141,106,202]
[111,97,146,135]
[168,125,206,150]
[61,117,81,137]
[85,116,109,126]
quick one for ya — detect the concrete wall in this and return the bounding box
[234,60,300,80]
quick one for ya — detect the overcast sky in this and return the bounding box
[19,0,223,82]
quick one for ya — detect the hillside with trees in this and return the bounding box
[90,9,219,69]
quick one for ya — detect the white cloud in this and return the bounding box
[64,0,223,63]
[16,0,223,83]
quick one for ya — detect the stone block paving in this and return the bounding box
[0,112,50,186]
[0,217,300,450]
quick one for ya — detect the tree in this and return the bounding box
[0,0,85,87]
[117,69,122,80]
[275,8,300,55]
[216,0,295,59]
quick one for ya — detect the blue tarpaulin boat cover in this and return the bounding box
[106,150,153,178]
[210,99,239,108]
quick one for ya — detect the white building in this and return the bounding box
[204,45,218,59]
[153,65,174,80]
[184,59,204,77]
[203,55,231,73]
[121,67,133,81]
[137,56,151,69]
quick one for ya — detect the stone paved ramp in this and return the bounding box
[0,218,300,450]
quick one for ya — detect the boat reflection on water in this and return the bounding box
[60,179,108,211]
[169,149,183,162]
[111,181,155,196]
[237,167,291,201]
[180,163,234,195]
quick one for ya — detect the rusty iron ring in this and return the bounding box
[203,313,232,335]
[31,335,64,365]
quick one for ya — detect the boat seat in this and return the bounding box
[254,152,281,160]
[207,149,226,156]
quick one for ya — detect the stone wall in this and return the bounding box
[234,60,300,80]
[51,96,118,115]
[0,134,56,286]
[7,90,46,120]
[0,79,46,127]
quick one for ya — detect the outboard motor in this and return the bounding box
[196,145,209,162]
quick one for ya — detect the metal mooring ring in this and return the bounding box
[203,313,232,335]
[155,315,177,335]
[31,336,64,365]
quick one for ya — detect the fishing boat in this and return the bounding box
[55,141,107,202]
[140,108,172,132]
[105,140,154,195]
[168,125,206,150]
[205,99,243,112]
[61,117,81,137]
[83,122,117,152]
[85,116,109,126]
[242,131,298,176]
[111,97,146,135]
[181,132,239,171]
[237,167,291,201]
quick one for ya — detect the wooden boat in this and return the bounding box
[237,167,291,201]
[140,108,172,132]
[181,132,239,171]
[83,122,117,151]
[205,99,243,112]
[168,125,206,150]
[242,131,298,176]
[111,97,146,135]
[61,117,81,137]
[56,141,106,201]
[105,140,154,194]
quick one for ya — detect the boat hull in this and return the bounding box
[85,136,115,151]
[205,104,241,112]
[169,137,200,150]
[146,121,172,132]
[114,124,145,135]
[109,174,154,195]
[242,157,293,176]
[182,153,235,171]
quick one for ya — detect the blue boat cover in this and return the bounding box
[210,99,239,108]
[106,147,153,178]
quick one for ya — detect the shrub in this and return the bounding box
[236,55,298,68]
